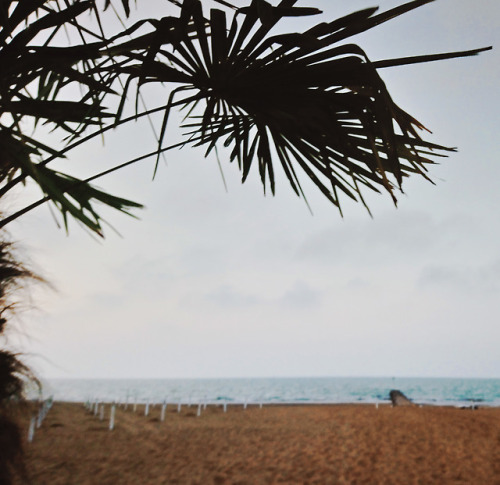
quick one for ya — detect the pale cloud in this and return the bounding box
[342,278,372,291]
[207,285,261,308]
[295,211,474,267]
[279,281,322,309]
[204,280,322,310]
[418,261,500,294]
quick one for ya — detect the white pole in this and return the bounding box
[161,402,166,421]
[259,402,263,409]
[197,403,201,417]
[94,400,99,416]
[375,402,379,410]
[36,409,43,429]
[223,401,227,413]
[133,401,137,413]
[243,400,247,410]
[177,402,181,413]
[145,400,150,416]
[28,416,36,443]
[100,404,104,421]
[109,405,116,431]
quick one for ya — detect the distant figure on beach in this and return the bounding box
[389,390,414,406]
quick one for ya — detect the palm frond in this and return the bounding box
[0,0,144,235]
[110,0,489,211]
[0,0,491,234]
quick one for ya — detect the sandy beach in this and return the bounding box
[16,402,500,484]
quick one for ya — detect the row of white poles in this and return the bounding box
[29,397,387,441]
[84,399,385,433]
[83,397,266,431]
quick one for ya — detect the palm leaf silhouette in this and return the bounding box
[0,0,491,232]
[111,0,489,213]
[0,1,143,234]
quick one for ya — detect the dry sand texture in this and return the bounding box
[16,402,500,484]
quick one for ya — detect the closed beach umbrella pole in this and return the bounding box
[27,416,36,443]
[109,405,116,431]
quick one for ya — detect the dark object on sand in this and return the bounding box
[389,390,414,406]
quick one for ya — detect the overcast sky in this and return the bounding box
[7,0,500,379]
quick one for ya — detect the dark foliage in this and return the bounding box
[0,238,40,485]
[0,350,38,403]
[0,412,25,484]
[0,0,146,236]
[0,0,491,232]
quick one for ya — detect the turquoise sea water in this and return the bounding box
[41,377,500,407]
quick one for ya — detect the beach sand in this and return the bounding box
[16,402,500,484]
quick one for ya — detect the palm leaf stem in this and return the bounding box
[0,92,203,199]
[373,47,492,69]
[0,135,203,230]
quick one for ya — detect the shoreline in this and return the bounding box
[35,398,499,409]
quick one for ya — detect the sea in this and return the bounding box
[37,377,500,407]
